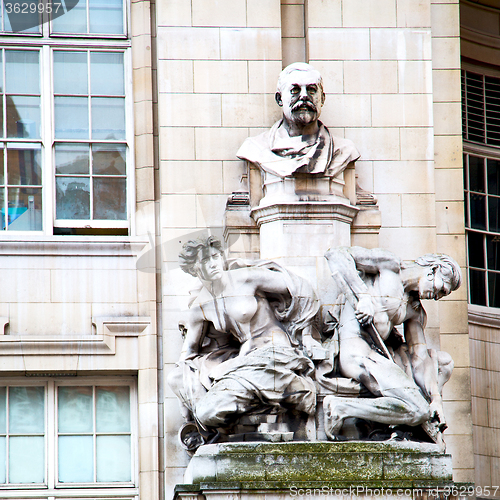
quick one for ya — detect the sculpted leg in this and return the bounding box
[323,389,431,440]
[194,377,255,429]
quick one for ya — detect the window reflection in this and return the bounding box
[0,49,42,231]
[57,385,131,484]
[55,143,126,221]
[0,146,42,230]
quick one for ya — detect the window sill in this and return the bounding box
[468,303,500,328]
[0,236,148,256]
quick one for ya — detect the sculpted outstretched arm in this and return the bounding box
[247,267,290,295]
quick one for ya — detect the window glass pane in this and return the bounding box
[51,0,87,33]
[0,388,5,433]
[9,436,44,483]
[465,191,469,228]
[5,51,39,94]
[91,97,125,140]
[55,96,89,139]
[0,189,4,230]
[488,271,500,308]
[470,193,487,230]
[487,234,500,271]
[93,144,125,175]
[3,5,40,33]
[58,435,93,483]
[89,0,123,34]
[93,177,126,220]
[468,231,485,269]
[0,437,5,484]
[58,386,93,433]
[54,51,88,95]
[96,435,130,482]
[9,387,44,433]
[91,52,124,95]
[7,187,42,230]
[463,154,468,190]
[7,148,41,185]
[96,386,130,432]
[56,177,90,219]
[6,96,40,139]
[55,143,89,175]
[0,99,4,139]
[470,269,487,306]
[487,158,500,196]
[489,196,500,233]
[469,155,485,193]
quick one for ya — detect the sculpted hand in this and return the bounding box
[355,294,375,325]
[302,334,325,359]
[302,326,327,359]
[429,397,447,432]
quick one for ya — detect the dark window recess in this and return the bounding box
[488,271,500,308]
[470,269,487,306]
[462,70,500,147]
[468,230,485,269]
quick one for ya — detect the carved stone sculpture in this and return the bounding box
[168,239,461,452]
[323,247,462,447]
[167,236,321,450]
[236,62,359,180]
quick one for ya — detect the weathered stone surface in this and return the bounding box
[184,441,452,485]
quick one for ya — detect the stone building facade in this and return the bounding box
[0,0,497,499]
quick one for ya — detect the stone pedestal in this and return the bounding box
[251,200,358,261]
[176,441,467,500]
[251,198,358,307]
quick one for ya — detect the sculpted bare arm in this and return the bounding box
[179,307,208,361]
[404,303,443,421]
[243,267,290,295]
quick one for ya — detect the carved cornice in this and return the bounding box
[461,26,500,51]
[251,202,359,226]
[0,317,150,355]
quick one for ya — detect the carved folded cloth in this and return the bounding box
[193,345,317,428]
[237,119,360,178]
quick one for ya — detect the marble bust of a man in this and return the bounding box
[237,62,360,179]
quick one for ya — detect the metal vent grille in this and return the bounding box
[462,70,500,147]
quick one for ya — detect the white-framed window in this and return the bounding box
[0,0,132,235]
[462,67,500,308]
[0,377,137,496]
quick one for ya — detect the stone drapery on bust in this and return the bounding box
[236,62,360,179]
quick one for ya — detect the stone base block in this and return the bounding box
[183,440,451,484]
[175,441,469,500]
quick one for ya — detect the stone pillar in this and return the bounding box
[254,200,357,256]
[250,174,358,305]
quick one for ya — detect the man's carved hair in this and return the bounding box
[179,236,224,277]
[415,253,462,291]
[276,62,324,95]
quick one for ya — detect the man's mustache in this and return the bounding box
[292,100,317,113]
